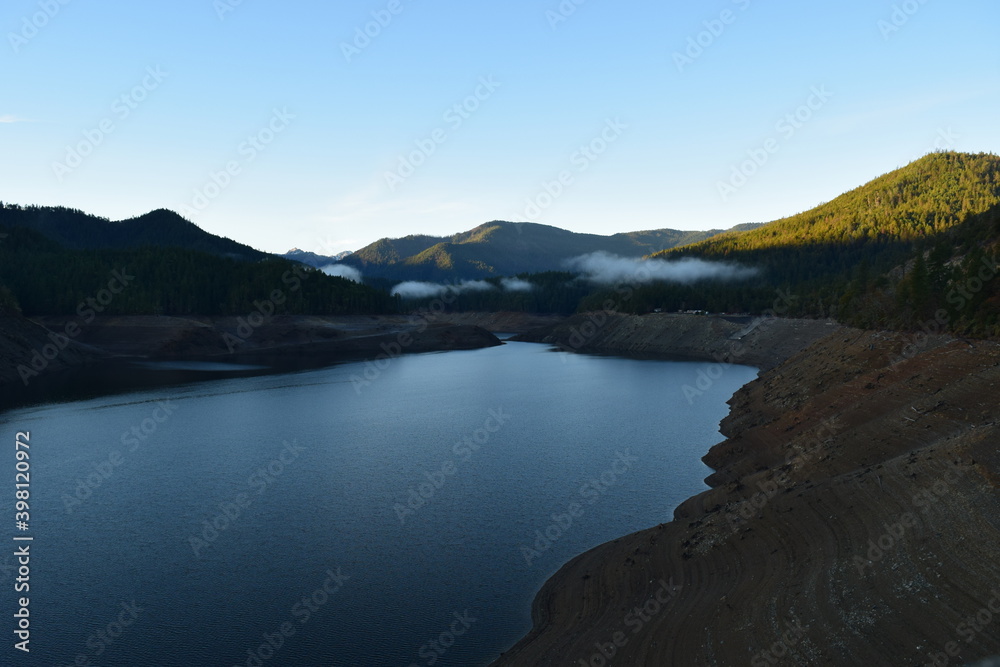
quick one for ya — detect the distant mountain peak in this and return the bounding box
[279,248,353,268]
[0,205,268,261]
[336,221,755,282]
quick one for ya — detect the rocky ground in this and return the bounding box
[495,317,1000,666]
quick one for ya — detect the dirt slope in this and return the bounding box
[494,327,1000,666]
[514,312,838,371]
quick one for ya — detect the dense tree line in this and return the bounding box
[659,152,1000,256]
[0,203,266,260]
[0,225,397,317]
[400,153,1000,339]
[842,203,1000,337]
[4,152,999,338]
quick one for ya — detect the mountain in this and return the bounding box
[282,248,353,268]
[0,204,395,317]
[0,205,268,261]
[567,151,1000,333]
[657,152,1000,261]
[339,221,758,281]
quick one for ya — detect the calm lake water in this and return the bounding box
[0,341,756,666]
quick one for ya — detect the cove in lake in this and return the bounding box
[1,341,757,666]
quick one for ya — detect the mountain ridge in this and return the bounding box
[282,248,353,268]
[657,151,1000,260]
[0,205,268,262]
[338,221,762,281]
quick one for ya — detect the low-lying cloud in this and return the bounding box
[321,264,363,283]
[565,252,758,285]
[390,277,536,299]
[500,278,534,292]
[391,280,495,299]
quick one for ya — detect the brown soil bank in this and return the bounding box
[0,312,98,380]
[0,314,500,411]
[495,318,1000,666]
[514,312,838,371]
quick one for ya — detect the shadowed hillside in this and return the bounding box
[0,204,268,261]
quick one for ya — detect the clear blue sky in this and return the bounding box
[2,0,998,255]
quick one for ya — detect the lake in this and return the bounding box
[0,341,757,666]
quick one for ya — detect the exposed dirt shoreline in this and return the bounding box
[513,311,839,371]
[495,313,1000,665]
[0,313,509,412]
[5,310,998,664]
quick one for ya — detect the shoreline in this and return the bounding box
[6,310,998,663]
[0,313,511,413]
[512,311,839,371]
[493,314,1000,665]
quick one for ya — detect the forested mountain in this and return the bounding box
[3,152,998,334]
[659,152,1000,257]
[845,198,1000,336]
[282,248,352,268]
[0,220,395,317]
[339,221,757,281]
[564,152,1000,333]
[422,153,1000,336]
[0,204,268,261]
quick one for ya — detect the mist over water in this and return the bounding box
[2,342,756,666]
